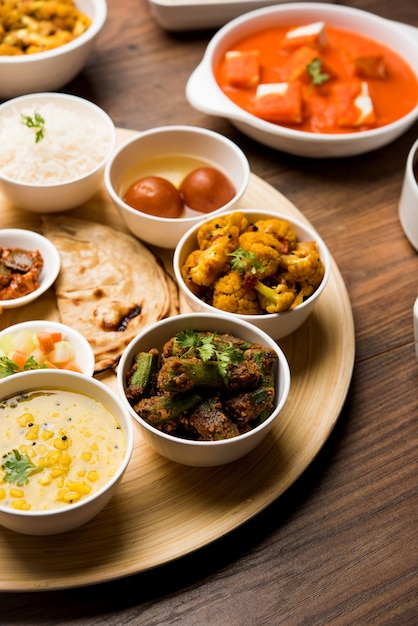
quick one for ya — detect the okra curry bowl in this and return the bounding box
[117,313,291,467]
[0,370,134,535]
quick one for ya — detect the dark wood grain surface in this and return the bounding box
[1,1,417,624]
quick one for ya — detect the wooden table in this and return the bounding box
[1,0,417,623]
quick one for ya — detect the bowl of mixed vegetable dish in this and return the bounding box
[0,320,95,379]
[0,0,107,99]
[173,209,330,340]
[117,312,290,466]
[186,2,418,157]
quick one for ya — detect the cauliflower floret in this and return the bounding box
[186,236,236,288]
[213,271,264,315]
[255,282,296,313]
[238,231,283,278]
[281,241,324,283]
[251,218,298,252]
[197,211,248,250]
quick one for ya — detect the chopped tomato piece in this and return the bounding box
[43,360,59,369]
[50,331,63,343]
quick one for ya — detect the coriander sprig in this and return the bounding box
[0,355,47,378]
[175,330,244,382]
[1,449,40,485]
[21,111,46,143]
[228,247,265,275]
[306,58,330,85]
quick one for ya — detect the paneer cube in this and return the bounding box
[281,21,327,49]
[225,50,260,88]
[282,45,328,82]
[332,80,376,127]
[353,54,386,79]
[254,82,303,124]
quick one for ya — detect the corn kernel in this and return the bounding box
[87,470,99,482]
[17,413,34,427]
[77,469,86,477]
[81,451,92,462]
[9,488,24,498]
[50,468,65,479]
[41,430,54,441]
[90,442,98,451]
[53,436,69,450]
[25,423,39,440]
[11,499,31,510]
[0,488,6,500]
[66,481,91,495]
[38,476,52,486]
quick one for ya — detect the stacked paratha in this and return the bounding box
[42,216,178,373]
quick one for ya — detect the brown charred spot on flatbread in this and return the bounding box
[93,288,105,298]
[93,300,142,331]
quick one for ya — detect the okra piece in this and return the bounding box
[134,393,202,425]
[127,349,159,400]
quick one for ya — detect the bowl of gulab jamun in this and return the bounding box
[104,125,250,248]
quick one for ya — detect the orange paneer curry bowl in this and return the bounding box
[186,2,418,158]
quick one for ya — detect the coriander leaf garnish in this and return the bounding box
[21,111,46,143]
[229,247,265,275]
[1,449,40,485]
[0,355,47,378]
[175,330,244,382]
[306,58,330,85]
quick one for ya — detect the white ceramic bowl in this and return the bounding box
[0,370,134,535]
[0,0,107,100]
[117,313,290,466]
[0,320,95,377]
[0,92,116,213]
[0,229,60,308]
[174,209,330,339]
[186,2,418,158]
[104,125,250,249]
[399,137,418,252]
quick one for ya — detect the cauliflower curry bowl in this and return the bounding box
[104,125,250,249]
[173,209,331,340]
[186,3,418,158]
[0,0,107,99]
[117,313,290,467]
[0,370,134,535]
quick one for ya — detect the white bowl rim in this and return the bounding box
[191,1,418,143]
[0,369,134,519]
[104,124,250,224]
[0,0,107,65]
[118,311,291,448]
[0,92,116,188]
[0,319,95,376]
[173,208,331,320]
[0,228,61,308]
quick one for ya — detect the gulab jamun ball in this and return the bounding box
[123,176,183,218]
[180,167,236,213]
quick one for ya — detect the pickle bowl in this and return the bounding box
[185,2,418,158]
[117,312,291,467]
[0,370,134,535]
[173,209,331,340]
[0,229,61,309]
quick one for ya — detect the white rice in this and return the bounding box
[0,102,113,185]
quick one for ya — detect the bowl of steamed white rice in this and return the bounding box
[0,92,116,213]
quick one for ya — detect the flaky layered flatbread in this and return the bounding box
[41,216,177,373]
